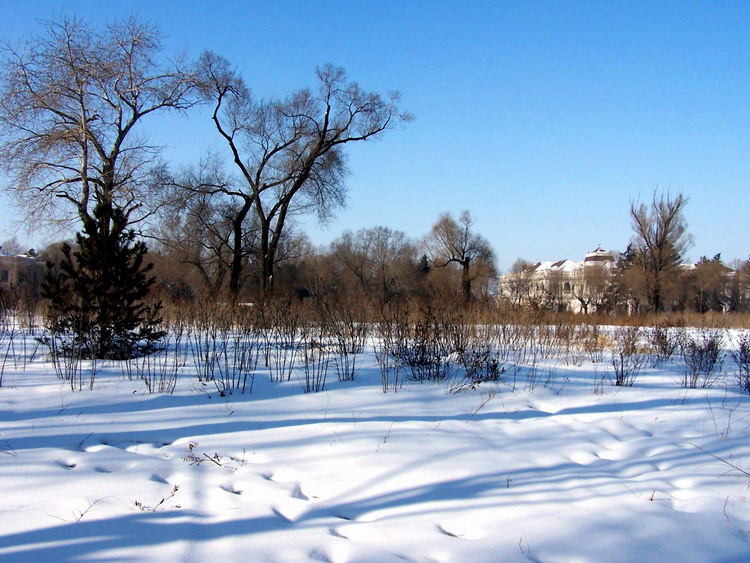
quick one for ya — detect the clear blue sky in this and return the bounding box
[1,1,748,270]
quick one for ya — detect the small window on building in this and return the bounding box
[563,282,571,293]
[1,270,8,283]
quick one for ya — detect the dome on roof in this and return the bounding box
[584,246,615,264]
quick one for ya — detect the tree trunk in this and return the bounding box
[257,221,275,299]
[462,259,472,302]
[228,199,253,298]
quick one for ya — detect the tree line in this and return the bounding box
[502,192,750,316]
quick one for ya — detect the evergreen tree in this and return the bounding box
[41,203,165,360]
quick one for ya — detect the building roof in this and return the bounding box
[583,246,615,264]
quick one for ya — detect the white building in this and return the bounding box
[499,247,618,313]
[0,248,40,289]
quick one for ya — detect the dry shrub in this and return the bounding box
[399,300,459,382]
[610,326,647,387]
[373,299,410,393]
[680,328,725,388]
[732,331,750,394]
[649,323,683,366]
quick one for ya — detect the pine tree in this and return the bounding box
[41,203,165,360]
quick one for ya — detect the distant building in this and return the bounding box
[0,248,41,289]
[499,247,617,313]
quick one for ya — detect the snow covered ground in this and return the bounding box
[1,328,750,562]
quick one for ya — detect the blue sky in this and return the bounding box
[1,1,748,269]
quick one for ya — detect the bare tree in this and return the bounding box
[0,17,201,359]
[690,254,730,313]
[728,257,750,312]
[539,269,565,311]
[330,226,414,300]
[0,237,23,255]
[629,192,692,312]
[0,17,199,233]
[196,53,411,297]
[155,190,247,296]
[154,157,260,297]
[501,258,534,309]
[425,210,496,302]
[571,264,610,314]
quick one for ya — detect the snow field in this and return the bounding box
[1,331,750,562]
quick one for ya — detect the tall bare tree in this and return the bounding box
[0,17,199,358]
[425,210,496,302]
[196,53,411,297]
[0,17,199,233]
[629,192,692,312]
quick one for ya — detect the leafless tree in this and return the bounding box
[728,257,750,312]
[690,254,730,313]
[571,264,610,314]
[501,259,535,309]
[629,191,692,312]
[154,158,259,297]
[330,226,414,300]
[539,270,565,311]
[0,237,24,255]
[196,53,411,297]
[155,190,247,296]
[425,211,496,302]
[0,17,199,234]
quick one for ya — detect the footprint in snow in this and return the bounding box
[57,458,78,469]
[670,477,702,501]
[267,466,306,483]
[273,497,310,523]
[567,450,599,465]
[291,483,309,501]
[438,519,486,540]
[241,451,271,464]
[94,465,116,473]
[330,507,379,523]
[329,526,349,539]
[220,483,243,495]
[329,521,386,544]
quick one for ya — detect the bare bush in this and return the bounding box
[560,323,606,366]
[650,323,682,366]
[45,328,97,391]
[0,310,19,387]
[182,304,259,395]
[610,326,647,387]
[300,324,331,393]
[131,324,186,394]
[680,328,725,388]
[185,302,228,384]
[319,295,370,382]
[261,297,303,383]
[581,324,607,364]
[399,303,457,382]
[374,301,409,393]
[213,315,259,396]
[732,331,750,394]
[455,324,506,390]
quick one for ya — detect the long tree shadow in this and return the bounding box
[4,395,711,454]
